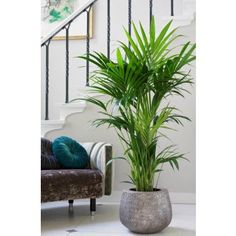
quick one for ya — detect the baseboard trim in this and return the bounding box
[169,192,195,204]
[98,191,195,205]
[41,191,196,209]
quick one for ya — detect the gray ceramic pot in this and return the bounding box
[119,188,172,234]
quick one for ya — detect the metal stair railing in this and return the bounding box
[41,0,175,120]
[41,0,99,120]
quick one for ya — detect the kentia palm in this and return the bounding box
[78,17,196,233]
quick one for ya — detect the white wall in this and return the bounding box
[43,0,196,197]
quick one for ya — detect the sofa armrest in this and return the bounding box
[82,142,113,195]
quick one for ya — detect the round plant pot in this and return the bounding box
[119,188,172,234]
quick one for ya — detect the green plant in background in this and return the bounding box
[78,17,196,192]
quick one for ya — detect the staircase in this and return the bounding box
[41,0,196,137]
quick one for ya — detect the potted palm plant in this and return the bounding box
[78,18,196,234]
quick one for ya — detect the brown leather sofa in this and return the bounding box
[41,138,113,214]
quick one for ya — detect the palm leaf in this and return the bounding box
[76,17,196,191]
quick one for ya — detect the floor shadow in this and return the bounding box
[121,227,195,236]
[67,227,195,236]
[42,203,195,236]
[41,204,118,231]
[157,227,195,236]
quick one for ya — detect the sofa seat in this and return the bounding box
[41,169,104,202]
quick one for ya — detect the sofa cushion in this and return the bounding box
[41,138,61,170]
[41,138,53,155]
[41,169,103,202]
[41,154,61,170]
[52,136,89,169]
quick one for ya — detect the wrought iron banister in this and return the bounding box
[128,0,132,49]
[107,0,111,60]
[41,0,97,119]
[149,0,153,26]
[44,40,51,120]
[41,0,177,120]
[86,6,92,86]
[65,23,71,103]
[171,0,174,16]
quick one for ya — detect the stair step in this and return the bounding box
[42,101,87,136]
[77,87,104,99]
[57,101,86,120]
[161,14,195,28]
[41,120,64,137]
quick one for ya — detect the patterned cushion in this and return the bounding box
[52,136,89,169]
[41,138,61,170]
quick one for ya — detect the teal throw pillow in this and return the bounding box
[52,136,89,169]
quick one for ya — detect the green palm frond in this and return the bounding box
[77,17,196,191]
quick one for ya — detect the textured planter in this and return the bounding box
[119,188,172,234]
